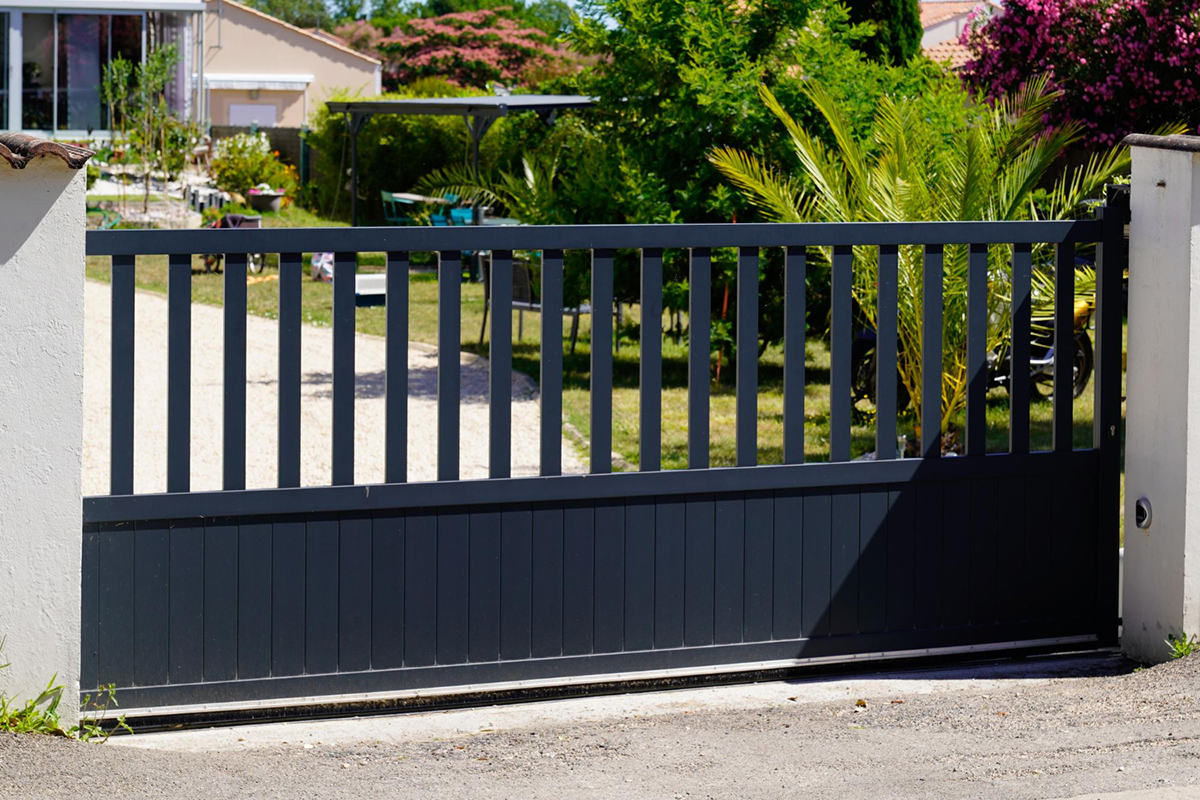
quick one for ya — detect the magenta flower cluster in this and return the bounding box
[379,6,564,89]
[960,0,1200,145]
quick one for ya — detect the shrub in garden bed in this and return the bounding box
[211,132,298,200]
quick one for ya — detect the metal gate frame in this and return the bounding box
[81,196,1127,716]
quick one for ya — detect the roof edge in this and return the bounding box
[213,0,382,67]
[0,133,94,170]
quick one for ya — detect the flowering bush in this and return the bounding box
[960,0,1200,146]
[210,133,297,198]
[378,6,576,89]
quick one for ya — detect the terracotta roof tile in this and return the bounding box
[0,133,93,170]
[923,40,973,69]
[920,1,985,27]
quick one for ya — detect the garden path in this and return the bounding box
[81,279,583,496]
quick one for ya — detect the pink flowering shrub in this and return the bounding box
[379,7,576,90]
[960,0,1200,145]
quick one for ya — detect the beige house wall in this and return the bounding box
[203,0,380,127]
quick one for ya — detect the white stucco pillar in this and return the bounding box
[0,135,91,726]
[1123,134,1200,664]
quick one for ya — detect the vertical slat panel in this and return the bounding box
[338,514,372,672]
[783,247,806,465]
[1074,469,1100,624]
[133,521,169,686]
[772,492,803,640]
[829,490,860,636]
[1010,243,1033,454]
[875,246,899,460]
[654,497,686,648]
[489,251,513,478]
[530,505,564,658]
[404,511,437,667]
[332,252,357,486]
[994,477,1025,625]
[830,246,854,463]
[305,516,339,674]
[1049,471,1075,622]
[539,251,564,477]
[97,523,134,686]
[1053,242,1076,451]
[81,525,99,691]
[1025,473,1050,622]
[237,520,272,679]
[640,248,663,471]
[921,245,944,459]
[966,243,988,456]
[468,508,502,662]
[913,482,944,629]
[594,500,625,653]
[278,253,302,488]
[968,478,998,626]
[736,248,759,467]
[801,492,831,638]
[438,253,461,481]
[499,506,533,661]
[858,490,888,634]
[941,481,970,628]
[110,254,135,495]
[683,497,715,647]
[623,497,655,651]
[371,513,405,669]
[590,249,614,474]
[714,496,745,644]
[562,503,596,655]
[271,515,306,676]
[385,252,409,484]
[167,253,191,493]
[202,519,238,682]
[436,511,469,664]
[223,253,248,490]
[885,484,916,631]
[688,248,711,469]
[743,495,774,642]
[168,521,203,684]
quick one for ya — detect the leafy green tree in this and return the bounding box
[241,0,331,30]
[710,77,1167,434]
[845,0,921,64]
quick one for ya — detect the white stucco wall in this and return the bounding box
[1123,140,1200,664]
[0,158,86,725]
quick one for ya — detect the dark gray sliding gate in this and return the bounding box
[81,199,1127,713]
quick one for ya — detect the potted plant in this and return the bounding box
[247,182,286,212]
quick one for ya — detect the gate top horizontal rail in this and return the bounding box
[82,449,1096,524]
[86,219,1103,256]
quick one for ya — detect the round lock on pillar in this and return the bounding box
[1135,497,1153,530]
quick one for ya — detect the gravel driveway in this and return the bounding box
[3,652,1200,799]
[82,280,583,495]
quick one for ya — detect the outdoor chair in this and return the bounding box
[380,190,416,226]
[478,257,602,355]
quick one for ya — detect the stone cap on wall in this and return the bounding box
[0,133,93,170]
[1122,133,1200,153]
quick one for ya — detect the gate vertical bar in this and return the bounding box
[540,250,563,477]
[167,253,191,493]
[830,245,853,462]
[490,250,513,478]
[875,245,898,460]
[966,243,988,456]
[1010,243,1032,454]
[689,247,711,469]
[386,251,409,483]
[438,252,461,482]
[591,249,614,474]
[737,248,759,467]
[1094,186,1128,644]
[223,253,247,490]
[278,252,302,487]
[110,254,135,495]
[783,247,806,464]
[922,244,943,459]
[1054,242,1076,452]
[640,248,663,471]
[332,251,357,485]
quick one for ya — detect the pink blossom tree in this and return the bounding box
[960,0,1200,146]
[378,6,575,89]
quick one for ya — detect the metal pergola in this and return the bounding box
[325,95,595,226]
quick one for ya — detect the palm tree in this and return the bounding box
[709,77,1172,435]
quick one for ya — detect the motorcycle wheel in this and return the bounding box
[1072,330,1094,399]
[850,339,911,409]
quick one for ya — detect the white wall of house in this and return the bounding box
[922,14,974,47]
